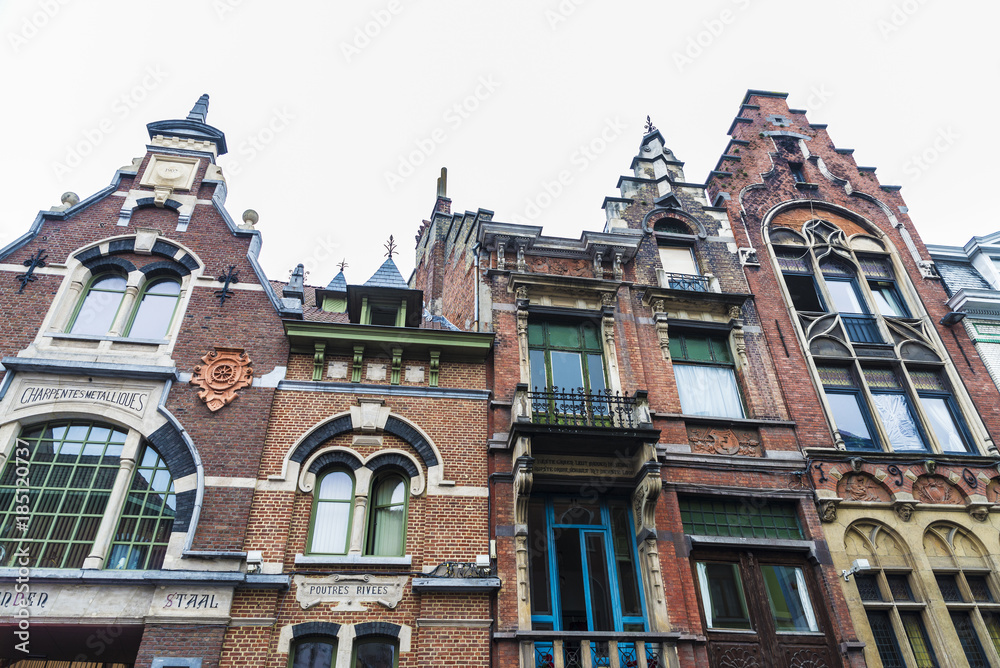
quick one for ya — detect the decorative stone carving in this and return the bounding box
[655,313,670,361]
[969,506,990,522]
[190,348,253,412]
[632,467,662,538]
[838,473,890,502]
[594,252,603,279]
[924,460,937,475]
[516,245,526,272]
[613,252,623,280]
[528,256,591,277]
[850,458,864,473]
[894,502,915,522]
[730,322,748,369]
[817,500,838,523]
[789,649,829,668]
[728,305,741,321]
[496,243,505,270]
[913,475,962,504]
[516,307,530,384]
[293,574,407,611]
[717,647,760,668]
[688,426,762,457]
[987,478,1000,503]
[515,285,528,302]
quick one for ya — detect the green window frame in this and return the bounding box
[669,332,745,419]
[528,320,606,394]
[679,496,803,540]
[106,446,176,570]
[366,473,408,557]
[67,272,128,335]
[289,636,337,668]
[0,421,128,568]
[351,638,398,668]
[308,469,355,555]
[123,276,182,340]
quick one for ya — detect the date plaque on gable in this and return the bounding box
[293,574,407,611]
[140,155,200,192]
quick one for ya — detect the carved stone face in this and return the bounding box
[895,503,914,522]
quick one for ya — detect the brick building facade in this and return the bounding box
[3,91,1000,668]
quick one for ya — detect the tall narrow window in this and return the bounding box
[910,370,972,453]
[291,637,337,668]
[0,422,127,568]
[367,474,407,557]
[776,249,824,312]
[309,470,354,555]
[352,639,397,668]
[69,273,127,335]
[125,277,181,339]
[863,368,926,452]
[817,366,879,451]
[670,332,744,419]
[860,256,910,318]
[107,446,176,570]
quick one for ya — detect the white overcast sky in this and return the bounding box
[0,0,994,287]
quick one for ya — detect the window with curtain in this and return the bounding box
[309,469,355,555]
[863,368,926,452]
[669,332,744,419]
[69,273,128,335]
[125,277,181,339]
[107,445,176,570]
[366,473,407,557]
[352,639,397,668]
[290,637,337,668]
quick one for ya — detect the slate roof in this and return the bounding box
[326,271,347,292]
[936,260,991,298]
[364,258,409,289]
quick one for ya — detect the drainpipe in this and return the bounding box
[473,242,482,333]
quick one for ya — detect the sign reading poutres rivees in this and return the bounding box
[293,574,408,611]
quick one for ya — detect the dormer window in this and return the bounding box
[366,299,404,327]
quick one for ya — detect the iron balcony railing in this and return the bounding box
[659,271,710,292]
[841,314,883,344]
[425,561,496,578]
[524,388,642,428]
[527,636,666,668]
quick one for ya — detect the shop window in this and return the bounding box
[308,469,355,555]
[290,637,337,668]
[69,273,128,335]
[125,277,181,339]
[527,497,646,633]
[669,332,744,419]
[528,321,606,394]
[107,446,176,570]
[351,639,398,668]
[0,421,176,570]
[366,473,407,557]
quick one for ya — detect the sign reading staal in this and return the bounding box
[294,574,407,611]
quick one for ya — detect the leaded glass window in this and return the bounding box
[679,497,802,540]
[0,422,126,568]
[107,446,175,570]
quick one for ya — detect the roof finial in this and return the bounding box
[644,115,657,134]
[384,235,398,259]
[337,259,349,272]
[187,94,211,123]
[436,167,448,198]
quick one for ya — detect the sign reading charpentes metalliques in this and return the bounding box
[17,385,150,415]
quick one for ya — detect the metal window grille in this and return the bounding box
[886,574,914,602]
[107,446,176,570]
[855,574,882,601]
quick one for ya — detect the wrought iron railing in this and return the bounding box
[425,561,496,578]
[659,271,709,292]
[530,637,665,668]
[528,388,640,428]
[841,314,883,344]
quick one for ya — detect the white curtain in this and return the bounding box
[674,365,744,418]
[872,394,924,450]
[919,396,965,452]
[696,562,714,629]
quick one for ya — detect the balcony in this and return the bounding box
[524,634,669,668]
[656,269,713,293]
[513,385,651,429]
[840,314,883,344]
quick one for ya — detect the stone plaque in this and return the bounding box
[0,585,152,619]
[17,384,150,415]
[327,361,349,380]
[532,455,633,478]
[293,574,407,611]
[687,425,762,457]
[367,363,387,382]
[150,586,233,618]
[404,365,425,383]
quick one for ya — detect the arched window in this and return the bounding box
[107,446,176,570]
[290,636,337,668]
[366,473,407,557]
[125,277,181,339]
[0,421,127,568]
[352,638,397,668]
[308,469,355,555]
[69,273,127,335]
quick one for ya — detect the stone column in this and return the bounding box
[83,430,142,569]
[108,284,140,336]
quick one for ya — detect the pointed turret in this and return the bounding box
[186,94,210,123]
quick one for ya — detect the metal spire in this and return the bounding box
[644,115,657,134]
[187,94,210,123]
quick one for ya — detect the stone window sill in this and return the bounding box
[294,553,412,567]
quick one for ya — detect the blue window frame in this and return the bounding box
[910,370,973,453]
[863,368,928,452]
[818,366,881,451]
[527,497,647,633]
